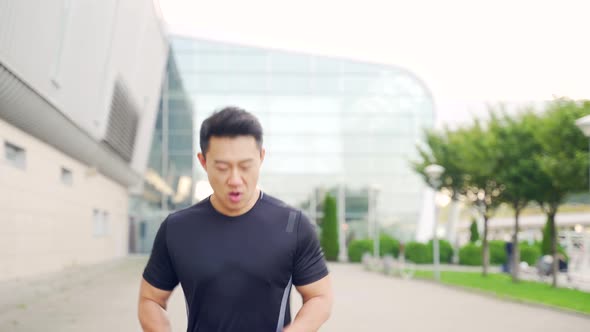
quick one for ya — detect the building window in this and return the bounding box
[61,167,73,185]
[4,141,26,169]
[93,209,110,237]
[93,209,102,237]
[102,211,110,236]
[139,221,147,239]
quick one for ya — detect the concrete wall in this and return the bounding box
[0,118,129,281]
[0,0,168,280]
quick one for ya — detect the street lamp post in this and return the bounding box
[575,115,590,192]
[338,185,348,262]
[425,164,445,282]
[368,184,381,258]
[367,184,381,258]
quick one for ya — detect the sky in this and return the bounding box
[156,0,590,127]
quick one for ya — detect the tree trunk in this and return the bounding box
[512,207,521,283]
[549,210,558,288]
[482,216,490,277]
[446,199,461,244]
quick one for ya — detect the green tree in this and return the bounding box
[412,128,468,266]
[541,219,552,256]
[469,219,480,243]
[490,110,544,282]
[320,193,339,261]
[413,128,466,202]
[531,99,590,287]
[413,121,503,276]
[455,122,504,276]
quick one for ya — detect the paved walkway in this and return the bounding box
[1,257,589,331]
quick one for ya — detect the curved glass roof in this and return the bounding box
[170,36,434,234]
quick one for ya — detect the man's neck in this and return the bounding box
[210,189,261,217]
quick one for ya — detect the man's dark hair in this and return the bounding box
[199,106,263,156]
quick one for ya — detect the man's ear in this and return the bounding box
[260,148,266,163]
[197,153,207,170]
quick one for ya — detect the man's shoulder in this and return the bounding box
[166,199,211,226]
[258,192,312,224]
[259,192,299,213]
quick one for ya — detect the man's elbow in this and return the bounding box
[137,298,152,326]
[317,293,334,322]
[138,297,170,329]
[326,295,334,319]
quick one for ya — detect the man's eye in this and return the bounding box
[217,167,228,172]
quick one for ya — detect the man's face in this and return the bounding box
[198,136,265,216]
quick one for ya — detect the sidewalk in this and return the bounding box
[0,256,187,332]
[1,257,589,331]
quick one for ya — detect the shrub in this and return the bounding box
[405,242,432,264]
[320,194,339,261]
[489,240,507,265]
[348,239,373,262]
[427,239,453,263]
[380,235,400,258]
[459,244,482,266]
[519,244,541,266]
[537,230,569,262]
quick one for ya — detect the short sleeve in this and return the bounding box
[292,212,329,286]
[142,217,179,291]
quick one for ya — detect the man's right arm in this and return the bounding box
[138,278,174,331]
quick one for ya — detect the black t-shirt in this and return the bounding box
[143,192,329,332]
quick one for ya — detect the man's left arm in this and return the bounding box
[286,211,333,331]
[285,273,333,332]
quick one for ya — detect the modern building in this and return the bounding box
[168,34,435,241]
[129,49,195,253]
[0,0,168,280]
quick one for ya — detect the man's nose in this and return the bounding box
[228,169,243,186]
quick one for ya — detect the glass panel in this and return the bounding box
[270,54,311,73]
[339,60,383,74]
[340,75,377,92]
[270,75,310,94]
[190,73,268,93]
[194,53,226,71]
[139,221,147,238]
[266,135,341,154]
[266,113,340,135]
[311,75,340,94]
[312,58,340,73]
[225,54,268,73]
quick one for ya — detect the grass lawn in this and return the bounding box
[413,270,590,315]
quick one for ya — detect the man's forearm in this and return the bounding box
[285,295,332,332]
[138,298,172,332]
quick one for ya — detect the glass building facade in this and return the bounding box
[169,36,434,240]
[146,49,195,211]
[129,50,195,252]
